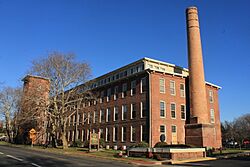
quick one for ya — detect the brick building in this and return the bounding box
[22,57,221,148]
[21,7,222,148]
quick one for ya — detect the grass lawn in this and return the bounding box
[0,141,155,162]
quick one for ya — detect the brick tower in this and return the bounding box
[185,7,221,148]
[19,75,50,144]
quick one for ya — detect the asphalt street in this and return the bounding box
[0,145,134,167]
[171,156,250,167]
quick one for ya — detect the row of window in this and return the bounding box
[159,79,185,97]
[66,125,147,143]
[68,102,147,126]
[160,101,186,120]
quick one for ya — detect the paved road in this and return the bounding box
[0,145,134,167]
[171,156,250,167]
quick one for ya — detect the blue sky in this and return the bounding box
[0,0,249,122]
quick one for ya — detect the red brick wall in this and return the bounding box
[150,72,186,147]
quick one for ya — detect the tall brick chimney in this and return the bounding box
[186,7,208,124]
[185,7,220,148]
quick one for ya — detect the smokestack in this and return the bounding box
[186,7,208,124]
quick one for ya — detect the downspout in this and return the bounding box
[146,70,152,148]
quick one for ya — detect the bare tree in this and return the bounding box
[29,52,92,149]
[0,87,22,143]
[221,114,250,148]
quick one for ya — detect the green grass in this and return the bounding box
[0,141,156,162]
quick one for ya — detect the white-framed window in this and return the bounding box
[171,125,177,133]
[100,90,105,103]
[93,111,96,124]
[180,83,185,97]
[122,83,127,98]
[160,125,166,141]
[100,109,104,123]
[106,108,111,122]
[105,128,110,142]
[81,129,84,141]
[140,102,146,118]
[87,112,90,124]
[113,126,118,142]
[170,80,176,95]
[141,125,147,142]
[131,80,136,96]
[159,78,165,93]
[209,90,214,103]
[171,103,176,119]
[82,113,85,125]
[140,77,147,93]
[181,104,186,120]
[122,126,127,142]
[114,106,119,121]
[107,88,111,102]
[131,103,136,119]
[122,105,127,120]
[160,101,166,118]
[99,128,104,139]
[160,125,165,133]
[130,126,136,142]
[114,86,119,100]
[210,109,215,123]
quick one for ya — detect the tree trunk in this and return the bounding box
[62,122,68,149]
[62,131,68,149]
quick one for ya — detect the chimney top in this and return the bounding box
[186,6,198,13]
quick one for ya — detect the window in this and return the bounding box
[82,113,86,124]
[122,83,127,98]
[114,86,119,100]
[105,128,110,142]
[99,129,104,139]
[113,127,118,142]
[131,126,136,142]
[140,102,147,118]
[93,111,97,123]
[100,109,105,123]
[209,90,214,103]
[180,83,185,97]
[160,101,166,117]
[131,103,136,119]
[181,105,186,120]
[87,112,90,124]
[140,77,147,93]
[170,80,176,95]
[122,105,127,120]
[122,127,127,142]
[106,108,111,122]
[171,103,176,119]
[160,125,165,133]
[141,125,147,142]
[114,106,119,121]
[159,78,165,93]
[131,80,136,96]
[171,125,177,133]
[100,90,105,103]
[107,88,111,102]
[210,109,215,123]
